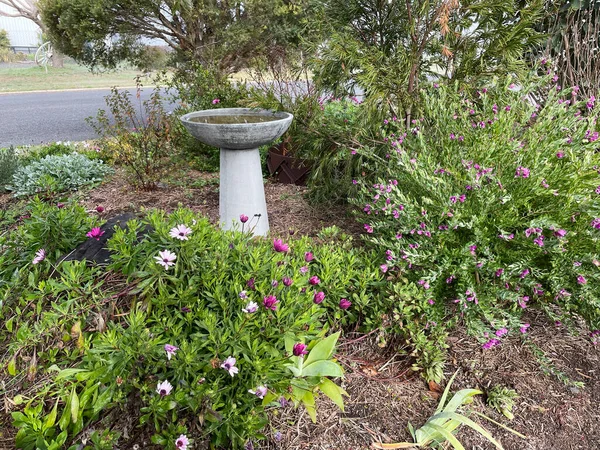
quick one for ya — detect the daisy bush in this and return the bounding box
[352,71,600,358]
[3,207,385,449]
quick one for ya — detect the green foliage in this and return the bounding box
[39,0,311,72]
[486,385,519,420]
[0,29,14,63]
[8,153,112,197]
[17,142,77,166]
[0,199,96,315]
[311,0,544,121]
[0,29,9,49]
[159,64,249,172]
[136,46,171,72]
[352,72,600,353]
[0,146,20,191]
[3,207,386,448]
[87,84,176,189]
[246,84,375,203]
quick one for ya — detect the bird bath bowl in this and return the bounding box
[180,108,293,236]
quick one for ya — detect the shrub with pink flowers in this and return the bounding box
[352,72,600,375]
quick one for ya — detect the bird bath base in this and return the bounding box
[220,146,269,235]
[180,108,293,236]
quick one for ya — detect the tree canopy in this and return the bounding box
[39,0,310,71]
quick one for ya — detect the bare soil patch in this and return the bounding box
[75,169,361,239]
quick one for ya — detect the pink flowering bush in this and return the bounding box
[352,72,600,369]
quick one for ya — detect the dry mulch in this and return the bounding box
[1,170,599,450]
[262,313,600,450]
[74,169,361,238]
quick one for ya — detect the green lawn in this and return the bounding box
[0,63,147,93]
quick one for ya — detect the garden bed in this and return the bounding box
[1,167,599,450]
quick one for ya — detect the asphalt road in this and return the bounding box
[0,88,170,148]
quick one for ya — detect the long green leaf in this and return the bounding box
[435,370,459,414]
[301,360,343,378]
[319,378,346,411]
[442,389,482,414]
[303,331,340,367]
[472,411,528,439]
[429,412,504,449]
[419,422,465,450]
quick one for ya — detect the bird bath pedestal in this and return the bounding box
[180,108,293,236]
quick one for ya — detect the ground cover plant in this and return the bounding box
[0,202,387,449]
[352,70,600,382]
[8,153,112,198]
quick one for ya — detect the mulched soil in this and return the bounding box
[69,169,362,239]
[1,169,599,450]
[261,313,600,450]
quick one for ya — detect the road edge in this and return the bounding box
[0,86,157,96]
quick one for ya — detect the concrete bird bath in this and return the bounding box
[180,108,293,236]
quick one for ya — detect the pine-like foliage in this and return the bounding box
[351,70,600,343]
[311,0,545,122]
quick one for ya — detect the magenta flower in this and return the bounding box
[380,264,388,273]
[586,95,595,110]
[263,295,279,310]
[271,279,279,287]
[533,236,544,247]
[591,218,600,229]
[156,380,173,396]
[240,214,249,223]
[293,343,308,357]
[86,227,105,240]
[273,239,289,253]
[554,229,567,238]
[556,151,565,159]
[221,356,239,376]
[282,276,293,287]
[304,252,314,262]
[300,266,309,274]
[155,250,177,270]
[175,434,189,450]
[339,298,351,310]
[364,224,373,233]
[515,166,530,178]
[249,386,268,399]
[212,98,220,104]
[56,202,65,209]
[591,330,600,345]
[96,205,105,213]
[239,290,248,299]
[164,344,178,360]
[313,291,325,304]
[32,249,46,265]
[577,275,587,285]
[469,245,477,256]
[495,328,508,337]
[482,338,501,349]
[242,301,258,313]
[169,224,192,241]
[309,276,320,285]
[520,268,530,278]
[520,323,530,334]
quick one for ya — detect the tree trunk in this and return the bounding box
[51,49,64,68]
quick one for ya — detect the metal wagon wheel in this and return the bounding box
[35,42,54,72]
